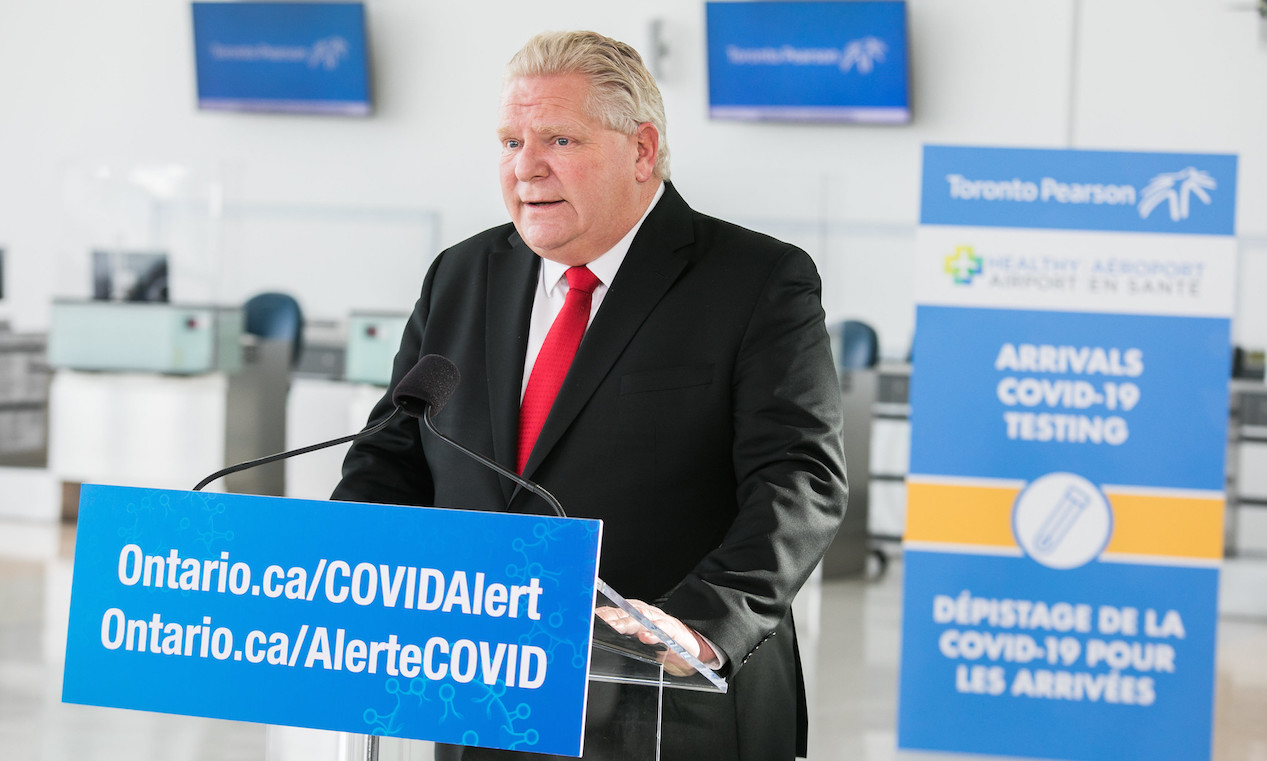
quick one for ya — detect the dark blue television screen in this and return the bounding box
[192,2,371,116]
[706,1,910,124]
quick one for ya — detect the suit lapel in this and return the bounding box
[486,230,539,502]
[519,183,696,481]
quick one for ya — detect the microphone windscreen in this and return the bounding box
[393,354,461,417]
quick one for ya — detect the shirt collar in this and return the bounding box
[541,181,665,296]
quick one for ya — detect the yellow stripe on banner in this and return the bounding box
[904,480,1225,561]
[1103,493,1224,560]
[904,482,1020,549]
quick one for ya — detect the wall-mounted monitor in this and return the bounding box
[191,2,371,116]
[706,1,910,124]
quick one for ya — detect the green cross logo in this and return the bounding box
[944,245,983,285]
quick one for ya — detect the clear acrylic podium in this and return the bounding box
[590,579,728,690]
[578,579,728,759]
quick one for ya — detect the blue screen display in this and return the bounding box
[192,2,371,116]
[706,1,910,123]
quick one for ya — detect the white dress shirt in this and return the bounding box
[520,182,665,400]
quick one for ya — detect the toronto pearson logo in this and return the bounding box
[308,36,350,70]
[840,37,888,74]
[944,245,983,285]
[1138,167,1217,222]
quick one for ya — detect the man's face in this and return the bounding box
[498,73,658,266]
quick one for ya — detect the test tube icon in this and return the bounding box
[1032,485,1091,555]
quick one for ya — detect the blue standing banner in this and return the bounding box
[899,145,1236,761]
[63,485,602,756]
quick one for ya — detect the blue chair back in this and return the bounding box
[244,292,304,365]
[839,320,879,370]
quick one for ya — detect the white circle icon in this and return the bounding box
[1012,472,1113,570]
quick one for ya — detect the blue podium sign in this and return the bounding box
[63,485,602,756]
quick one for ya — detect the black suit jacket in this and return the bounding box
[333,183,847,760]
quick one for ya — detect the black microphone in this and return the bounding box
[191,355,449,492]
[392,352,461,417]
[396,354,567,519]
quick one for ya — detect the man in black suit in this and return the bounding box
[333,30,847,760]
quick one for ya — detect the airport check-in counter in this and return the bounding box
[0,330,51,467]
[46,300,290,504]
[821,363,911,577]
[867,365,912,548]
[284,312,409,501]
[0,330,58,521]
[344,312,409,386]
[1228,380,1267,557]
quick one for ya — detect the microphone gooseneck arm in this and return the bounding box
[420,404,566,518]
[193,407,405,492]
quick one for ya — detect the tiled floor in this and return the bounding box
[1,518,1264,760]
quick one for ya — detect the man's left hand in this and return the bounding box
[595,599,716,677]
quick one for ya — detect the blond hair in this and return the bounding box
[506,30,671,180]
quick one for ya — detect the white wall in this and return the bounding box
[2,0,1265,358]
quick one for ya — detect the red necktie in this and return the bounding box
[517,266,602,473]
